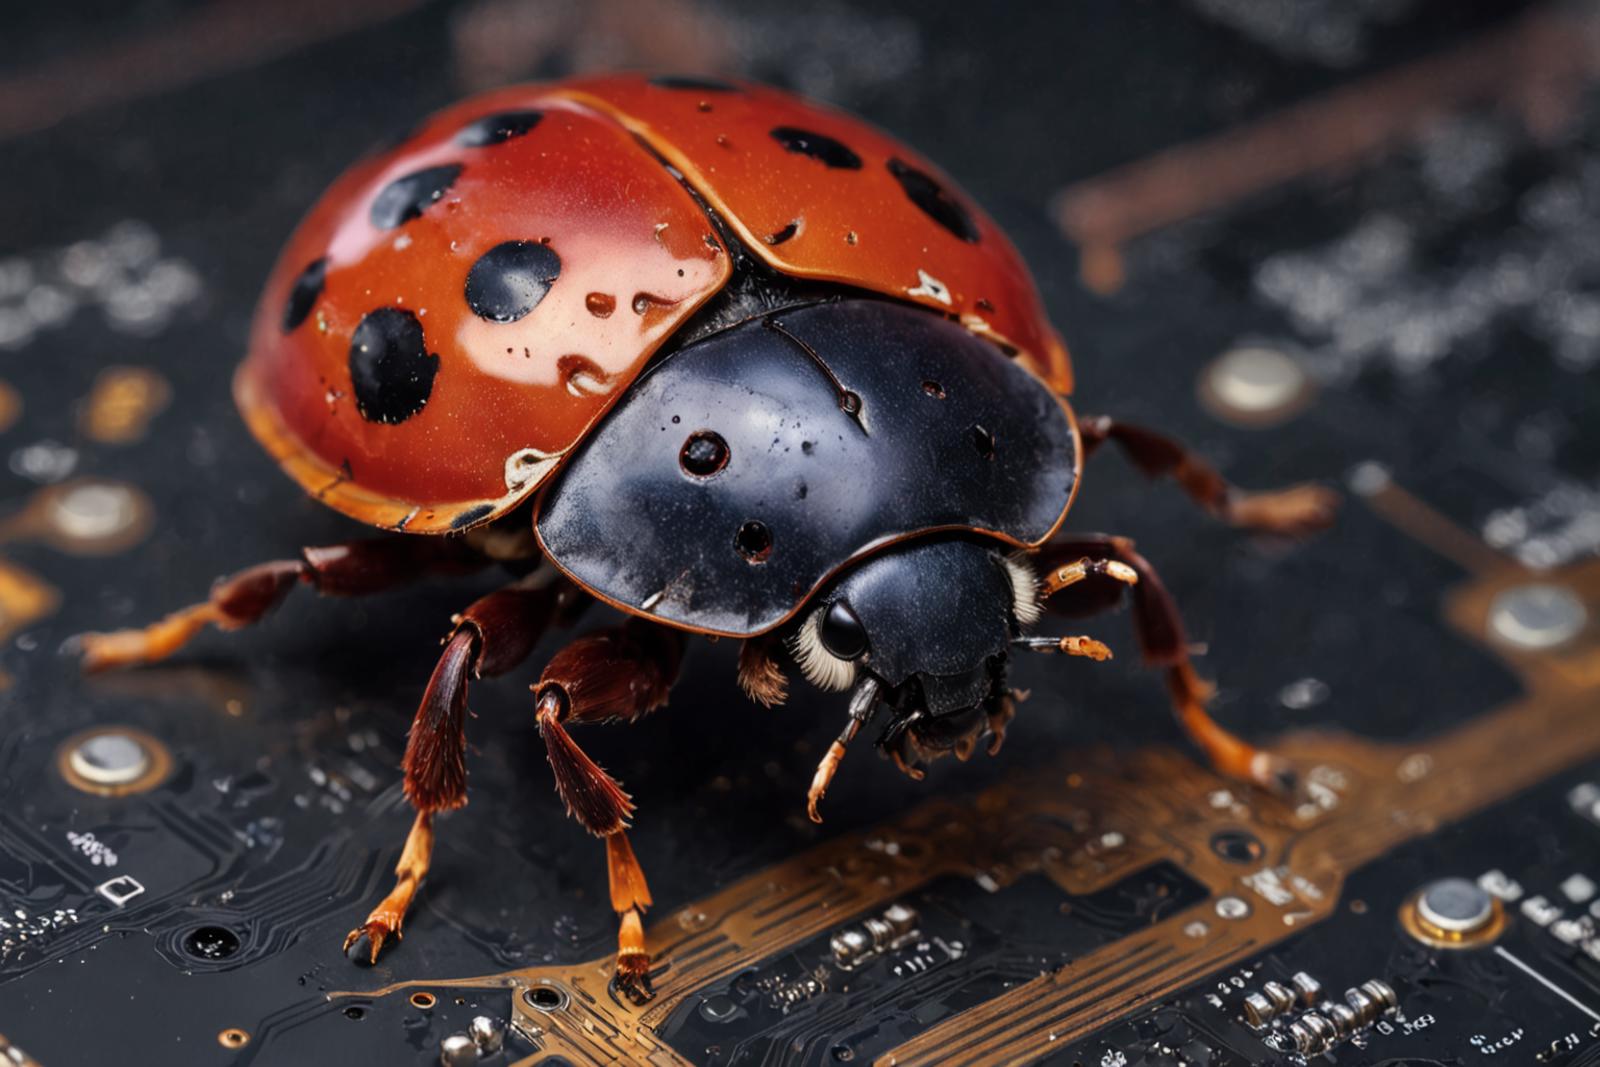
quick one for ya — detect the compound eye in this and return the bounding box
[819,599,868,660]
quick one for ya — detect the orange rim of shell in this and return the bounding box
[234,362,559,533]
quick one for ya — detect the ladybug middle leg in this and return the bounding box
[1033,535,1299,796]
[531,619,685,1005]
[1077,415,1338,536]
[344,571,586,962]
[77,536,487,670]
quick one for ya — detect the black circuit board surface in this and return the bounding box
[662,865,1209,1065]
[1,1,1598,1065]
[1041,769,1600,1067]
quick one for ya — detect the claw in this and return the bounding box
[74,603,224,672]
[342,916,401,966]
[806,740,847,824]
[614,951,654,1005]
[76,629,155,673]
[889,748,926,781]
[1058,636,1112,661]
[1227,483,1339,536]
[985,695,1016,757]
[953,733,977,762]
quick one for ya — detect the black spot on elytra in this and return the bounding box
[649,74,738,92]
[370,164,462,230]
[450,504,495,530]
[348,308,438,424]
[457,110,543,147]
[769,127,861,169]
[680,430,730,477]
[887,157,979,243]
[466,241,562,323]
[282,257,327,332]
[735,520,773,563]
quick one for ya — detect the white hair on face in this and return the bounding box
[1003,554,1041,627]
[788,604,858,691]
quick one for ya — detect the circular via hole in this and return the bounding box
[410,991,438,1010]
[1209,829,1265,865]
[1198,345,1313,428]
[524,983,567,1011]
[1401,881,1506,949]
[698,993,738,1023]
[58,725,172,797]
[343,1005,367,1021]
[1486,584,1587,651]
[1415,877,1494,934]
[48,480,150,546]
[182,925,242,961]
[218,1028,250,1050]
[68,731,150,786]
[1214,896,1251,920]
[679,430,730,477]
[734,520,773,564]
[972,425,996,460]
[921,379,945,399]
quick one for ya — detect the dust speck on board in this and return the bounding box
[0,221,201,350]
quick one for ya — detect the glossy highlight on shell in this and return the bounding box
[235,74,1069,535]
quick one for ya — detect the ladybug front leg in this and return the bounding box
[1077,415,1338,536]
[531,620,684,1005]
[76,536,487,671]
[343,572,586,963]
[1032,535,1300,797]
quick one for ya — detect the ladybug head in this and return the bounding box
[787,537,1040,779]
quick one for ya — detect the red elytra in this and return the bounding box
[235,74,1072,535]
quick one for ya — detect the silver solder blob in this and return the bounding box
[68,731,150,786]
[1487,584,1587,650]
[1200,345,1312,425]
[1416,876,1495,934]
[438,1032,478,1066]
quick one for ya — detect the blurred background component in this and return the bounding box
[1,1,1599,1064]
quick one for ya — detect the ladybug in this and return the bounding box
[78,74,1335,1001]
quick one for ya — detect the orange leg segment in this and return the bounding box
[1036,535,1299,795]
[607,832,654,996]
[1078,414,1338,536]
[77,537,485,671]
[531,621,682,1004]
[344,812,434,962]
[344,573,583,964]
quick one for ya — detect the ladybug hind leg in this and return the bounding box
[1077,414,1338,536]
[531,619,684,1004]
[344,573,583,964]
[76,536,486,671]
